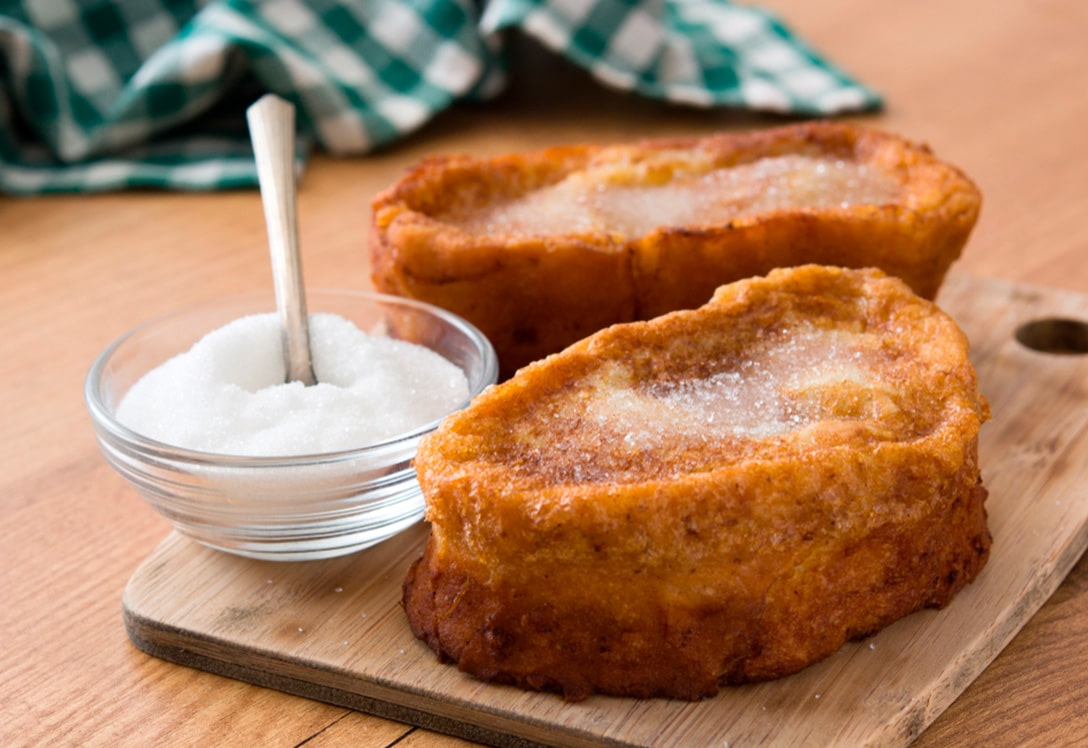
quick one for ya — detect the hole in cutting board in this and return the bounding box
[1015,318,1088,354]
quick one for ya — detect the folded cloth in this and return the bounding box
[0,0,882,195]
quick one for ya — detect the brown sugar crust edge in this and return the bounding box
[370,122,982,377]
[402,266,992,701]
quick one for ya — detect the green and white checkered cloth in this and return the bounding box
[0,0,882,195]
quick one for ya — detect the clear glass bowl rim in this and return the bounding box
[84,288,498,469]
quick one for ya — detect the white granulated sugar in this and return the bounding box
[116,313,469,456]
[592,156,899,237]
[584,325,887,448]
[455,155,901,238]
[589,366,802,449]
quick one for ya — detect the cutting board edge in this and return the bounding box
[122,590,625,748]
[902,507,1088,745]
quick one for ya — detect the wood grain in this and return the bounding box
[5,1,1088,745]
[119,275,1088,748]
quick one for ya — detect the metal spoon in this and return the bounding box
[247,94,316,386]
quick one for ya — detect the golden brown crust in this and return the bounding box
[403,265,991,701]
[370,122,981,377]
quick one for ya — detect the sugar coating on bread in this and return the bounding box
[403,265,991,701]
[450,154,902,238]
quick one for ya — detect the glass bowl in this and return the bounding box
[85,290,497,561]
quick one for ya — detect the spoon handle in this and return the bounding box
[247,94,317,386]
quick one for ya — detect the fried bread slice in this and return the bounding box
[371,122,982,377]
[404,265,991,701]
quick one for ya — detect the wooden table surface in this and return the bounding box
[3,1,1087,745]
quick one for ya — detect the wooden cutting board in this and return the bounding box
[122,273,1088,748]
